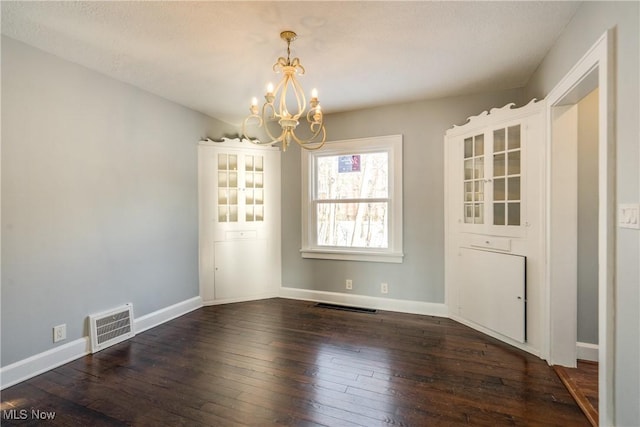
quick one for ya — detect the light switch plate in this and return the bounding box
[618,204,640,229]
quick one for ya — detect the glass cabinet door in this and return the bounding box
[461,124,523,229]
[244,154,264,222]
[217,154,238,222]
[463,133,485,224]
[492,125,521,226]
[217,152,266,224]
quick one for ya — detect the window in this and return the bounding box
[301,135,403,263]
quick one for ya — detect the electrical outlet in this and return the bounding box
[345,279,353,290]
[53,324,66,343]
[381,282,389,294]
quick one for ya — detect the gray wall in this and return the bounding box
[281,89,523,302]
[1,37,237,366]
[525,2,639,424]
[577,89,599,345]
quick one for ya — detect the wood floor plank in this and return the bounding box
[554,364,599,427]
[2,298,590,426]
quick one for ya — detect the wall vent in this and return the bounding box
[315,302,377,314]
[89,303,135,353]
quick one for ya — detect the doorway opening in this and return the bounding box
[546,30,614,426]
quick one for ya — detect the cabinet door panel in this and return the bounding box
[459,248,526,343]
[214,240,271,300]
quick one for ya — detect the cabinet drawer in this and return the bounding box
[226,230,257,240]
[469,235,511,252]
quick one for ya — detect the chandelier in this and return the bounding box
[242,30,326,151]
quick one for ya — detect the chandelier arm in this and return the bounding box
[242,114,280,146]
[306,108,322,126]
[307,118,327,147]
[262,102,277,122]
[271,79,286,119]
[280,73,303,119]
[263,122,284,145]
[242,114,263,141]
[290,125,326,150]
[279,75,291,118]
[260,103,286,144]
[290,74,307,119]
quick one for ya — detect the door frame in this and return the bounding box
[545,29,615,425]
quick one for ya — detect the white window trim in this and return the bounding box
[301,134,404,263]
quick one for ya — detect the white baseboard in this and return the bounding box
[1,296,203,390]
[576,341,599,362]
[0,337,90,390]
[279,286,448,317]
[202,292,279,306]
[449,313,542,359]
[134,296,203,334]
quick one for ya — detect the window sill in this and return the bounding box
[300,248,404,263]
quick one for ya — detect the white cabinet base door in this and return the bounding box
[214,240,272,301]
[459,248,526,343]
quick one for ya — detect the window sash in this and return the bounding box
[313,200,390,249]
[313,151,390,201]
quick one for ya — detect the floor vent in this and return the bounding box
[89,303,135,353]
[315,302,377,314]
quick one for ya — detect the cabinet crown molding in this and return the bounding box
[446,99,544,136]
[199,137,280,151]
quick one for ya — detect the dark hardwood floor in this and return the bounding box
[1,298,589,426]
[554,361,599,426]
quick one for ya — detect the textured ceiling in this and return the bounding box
[1,1,581,125]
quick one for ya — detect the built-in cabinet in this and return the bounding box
[445,100,545,353]
[198,138,281,304]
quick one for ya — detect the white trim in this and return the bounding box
[1,296,203,390]
[134,296,203,334]
[279,286,448,317]
[576,342,599,362]
[450,314,541,358]
[545,29,614,426]
[301,135,404,262]
[0,337,91,390]
[300,248,404,263]
[202,292,279,306]
[199,137,280,151]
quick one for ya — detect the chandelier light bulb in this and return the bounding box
[249,97,259,115]
[266,83,274,94]
[313,104,322,123]
[311,88,318,99]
